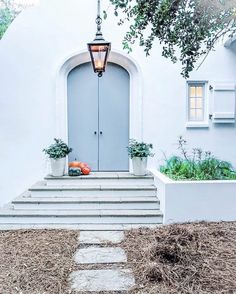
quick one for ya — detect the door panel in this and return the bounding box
[67,62,130,171]
[68,63,99,169]
[99,63,130,171]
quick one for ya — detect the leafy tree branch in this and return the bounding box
[108,0,236,78]
[0,0,30,39]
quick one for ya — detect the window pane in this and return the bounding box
[189,109,196,120]
[196,86,203,97]
[196,109,203,120]
[188,83,206,122]
[189,86,196,97]
[196,98,203,109]
[190,98,196,109]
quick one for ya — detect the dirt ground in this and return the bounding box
[0,223,235,294]
[0,230,79,294]
[122,222,236,294]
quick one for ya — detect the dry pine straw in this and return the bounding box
[0,224,236,294]
[122,222,236,294]
[0,230,79,294]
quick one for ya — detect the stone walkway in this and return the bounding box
[70,231,135,292]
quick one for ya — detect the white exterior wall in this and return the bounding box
[0,0,236,205]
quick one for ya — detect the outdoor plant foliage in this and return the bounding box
[128,139,154,158]
[0,0,32,39]
[108,0,236,78]
[160,136,236,180]
[0,0,17,38]
[43,138,72,159]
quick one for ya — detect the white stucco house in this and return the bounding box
[0,0,236,228]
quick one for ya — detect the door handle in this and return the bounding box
[94,131,97,135]
[100,131,103,135]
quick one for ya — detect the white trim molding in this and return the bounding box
[186,122,209,129]
[55,49,143,145]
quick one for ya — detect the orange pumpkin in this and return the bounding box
[81,167,91,175]
[80,162,89,169]
[68,160,81,168]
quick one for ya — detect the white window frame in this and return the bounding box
[186,80,209,128]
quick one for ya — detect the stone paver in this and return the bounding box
[79,230,124,244]
[70,269,135,291]
[75,247,127,264]
[71,224,136,291]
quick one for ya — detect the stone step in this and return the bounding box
[45,172,154,186]
[70,269,135,292]
[0,209,163,224]
[79,231,124,244]
[0,223,162,231]
[75,247,127,264]
[29,181,157,197]
[12,194,160,210]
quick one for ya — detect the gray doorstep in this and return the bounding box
[70,269,135,292]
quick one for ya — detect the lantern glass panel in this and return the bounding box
[90,44,109,72]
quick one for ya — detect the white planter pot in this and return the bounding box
[50,157,66,177]
[132,157,148,176]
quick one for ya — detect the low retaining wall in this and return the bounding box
[150,169,236,224]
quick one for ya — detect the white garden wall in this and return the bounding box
[0,0,236,205]
[151,170,236,224]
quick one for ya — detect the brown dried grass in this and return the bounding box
[122,222,236,294]
[0,230,79,294]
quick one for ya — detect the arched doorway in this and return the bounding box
[67,62,130,171]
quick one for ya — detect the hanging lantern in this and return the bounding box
[88,0,111,77]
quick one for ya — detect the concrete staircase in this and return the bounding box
[0,172,163,230]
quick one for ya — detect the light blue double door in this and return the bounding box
[68,62,130,171]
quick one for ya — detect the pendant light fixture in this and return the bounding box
[87,0,111,77]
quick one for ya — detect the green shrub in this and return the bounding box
[43,138,72,159]
[128,139,154,158]
[160,137,236,181]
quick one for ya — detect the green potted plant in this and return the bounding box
[128,139,154,176]
[43,138,72,177]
